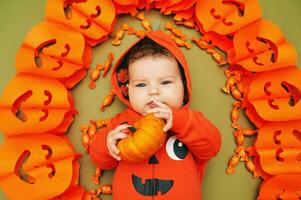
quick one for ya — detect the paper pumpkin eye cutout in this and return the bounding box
[16,21,92,89]
[0,75,75,137]
[195,0,262,35]
[247,67,301,123]
[228,20,297,72]
[46,0,116,46]
[0,134,77,200]
[255,121,301,175]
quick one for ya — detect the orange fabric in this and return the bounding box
[90,30,221,199]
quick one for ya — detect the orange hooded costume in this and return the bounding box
[90,30,221,200]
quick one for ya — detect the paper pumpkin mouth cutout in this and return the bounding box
[1,0,301,199]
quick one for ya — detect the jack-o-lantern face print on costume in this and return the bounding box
[113,136,201,199]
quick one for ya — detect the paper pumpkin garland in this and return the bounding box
[0,0,300,199]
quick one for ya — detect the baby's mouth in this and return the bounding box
[147,101,159,109]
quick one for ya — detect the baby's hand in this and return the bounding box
[147,100,172,132]
[107,124,130,161]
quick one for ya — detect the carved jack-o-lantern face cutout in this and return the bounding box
[114,136,201,199]
[0,134,77,200]
[255,121,301,175]
[46,0,116,46]
[228,20,297,72]
[0,75,74,137]
[247,67,301,123]
[16,21,92,89]
[195,0,262,34]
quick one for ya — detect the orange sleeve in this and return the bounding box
[171,108,221,161]
[89,109,136,169]
[89,125,118,169]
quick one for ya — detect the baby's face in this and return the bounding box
[128,55,185,115]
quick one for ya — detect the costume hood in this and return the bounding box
[111,30,192,110]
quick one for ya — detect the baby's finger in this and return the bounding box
[154,112,170,120]
[114,124,132,132]
[110,143,120,155]
[147,107,168,114]
[112,132,127,141]
[109,150,121,161]
[153,100,169,108]
[163,120,172,132]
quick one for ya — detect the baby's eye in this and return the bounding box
[161,80,172,85]
[135,83,146,87]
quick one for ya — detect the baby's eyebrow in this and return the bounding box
[159,75,175,79]
[130,78,146,83]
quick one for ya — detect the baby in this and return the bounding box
[90,30,221,200]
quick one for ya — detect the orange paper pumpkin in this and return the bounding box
[257,174,301,200]
[246,67,301,123]
[195,0,262,35]
[228,20,297,72]
[0,134,78,200]
[255,121,301,175]
[117,114,166,162]
[45,0,116,46]
[113,0,139,16]
[16,21,92,89]
[0,75,75,137]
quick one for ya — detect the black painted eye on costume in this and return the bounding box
[166,136,188,160]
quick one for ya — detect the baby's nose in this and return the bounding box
[149,86,160,95]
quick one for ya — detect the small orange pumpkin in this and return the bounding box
[117,114,166,162]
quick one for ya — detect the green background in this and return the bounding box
[0,0,300,199]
